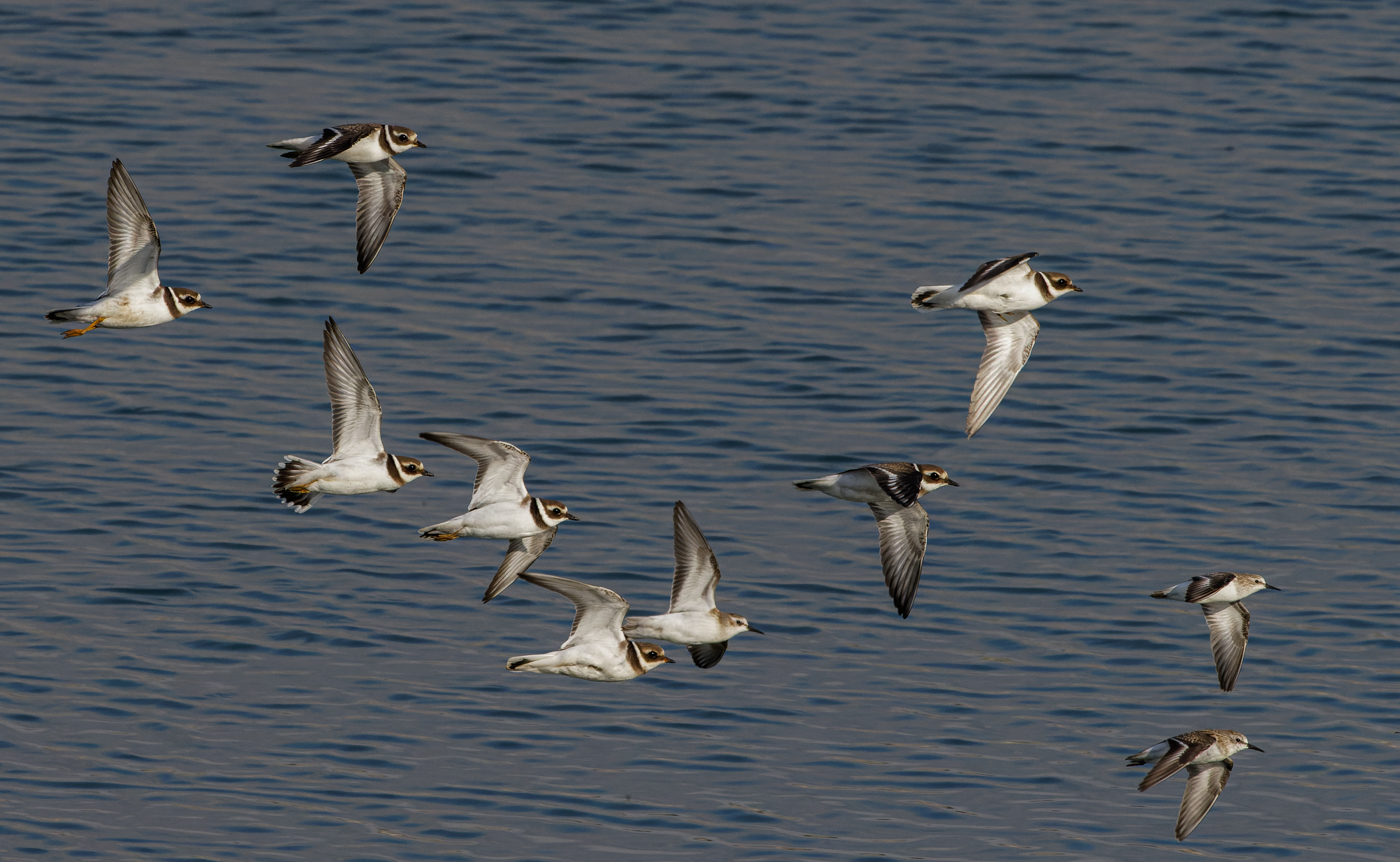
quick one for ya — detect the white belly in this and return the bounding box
[806,469,890,503]
[625,611,730,645]
[511,644,637,681]
[302,458,397,496]
[89,292,177,329]
[332,135,393,164]
[434,502,541,539]
[1203,581,1261,604]
[947,288,1048,314]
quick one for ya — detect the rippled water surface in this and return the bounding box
[2,1,1400,859]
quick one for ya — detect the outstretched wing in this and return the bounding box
[347,158,407,273]
[967,311,1039,437]
[322,318,384,460]
[868,499,929,618]
[419,433,533,510]
[1202,602,1250,692]
[482,528,557,603]
[958,252,1038,293]
[687,641,729,668]
[519,573,629,649]
[1177,760,1232,841]
[670,501,722,613]
[104,160,161,298]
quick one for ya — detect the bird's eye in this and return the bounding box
[1057,278,1067,286]
[398,134,408,141]
[552,508,561,515]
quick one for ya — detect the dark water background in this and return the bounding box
[1,1,1399,859]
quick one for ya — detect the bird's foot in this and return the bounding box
[62,317,106,338]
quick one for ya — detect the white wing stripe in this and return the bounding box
[348,159,408,273]
[105,160,162,297]
[322,318,385,460]
[968,311,1039,437]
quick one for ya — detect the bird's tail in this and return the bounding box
[267,135,317,153]
[506,654,547,671]
[417,518,462,541]
[45,307,85,322]
[910,283,957,310]
[272,456,322,513]
[1150,582,1189,601]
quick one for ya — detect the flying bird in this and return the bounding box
[272,318,431,511]
[794,462,958,617]
[1126,728,1264,841]
[910,252,1080,437]
[623,501,763,668]
[268,123,427,273]
[417,433,578,602]
[46,159,211,337]
[1152,572,1280,691]
[508,572,674,682]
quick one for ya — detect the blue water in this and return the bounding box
[1,1,1399,858]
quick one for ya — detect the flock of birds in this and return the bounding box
[42,122,1278,842]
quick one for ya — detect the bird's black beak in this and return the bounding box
[421,470,435,477]
[944,479,960,487]
[414,140,427,148]
[566,513,580,521]
[1247,743,1265,752]
[662,656,675,663]
[748,625,765,635]
[1070,285,1083,292]
[199,300,213,308]
[1264,583,1282,590]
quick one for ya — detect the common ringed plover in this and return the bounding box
[417,433,578,602]
[268,123,427,273]
[794,462,957,618]
[910,252,1080,437]
[508,572,674,682]
[45,160,211,337]
[271,318,431,512]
